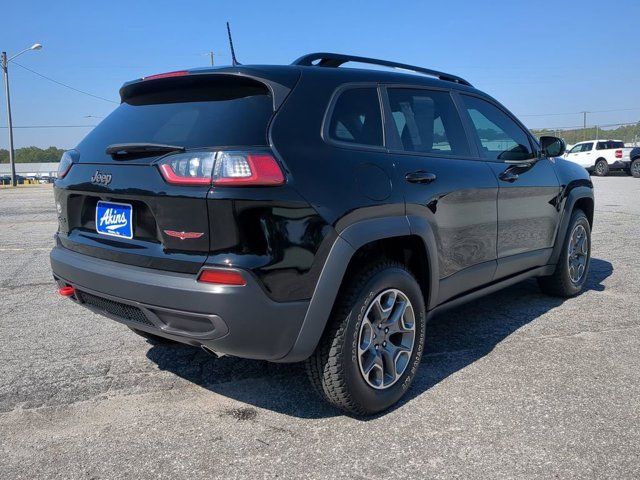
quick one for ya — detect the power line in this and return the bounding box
[11,60,638,119]
[520,107,640,117]
[11,62,118,104]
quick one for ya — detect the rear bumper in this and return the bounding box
[50,245,309,361]
[586,160,628,172]
[610,160,628,169]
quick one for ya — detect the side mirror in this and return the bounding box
[540,136,566,157]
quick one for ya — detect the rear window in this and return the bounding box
[77,75,273,161]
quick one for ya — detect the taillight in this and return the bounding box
[198,269,246,286]
[615,150,622,158]
[158,151,216,185]
[157,151,285,187]
[213,152,284,186]
[57,150,76,179]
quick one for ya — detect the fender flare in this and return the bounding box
[548,184,594,266]
[277,215,439,362]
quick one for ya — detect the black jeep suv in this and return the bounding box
[51,53,594,415]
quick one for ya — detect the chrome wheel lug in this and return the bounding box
[384,327,389,333]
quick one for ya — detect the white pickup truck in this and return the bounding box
[564,139,640,177]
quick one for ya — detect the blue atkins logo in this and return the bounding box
[95,201,133,239]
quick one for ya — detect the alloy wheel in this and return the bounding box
[568,224,589,283]
[357,289,416,390]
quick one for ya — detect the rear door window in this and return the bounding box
[387,88,470,156]
[460,95,535,161]
[327,87,383,147]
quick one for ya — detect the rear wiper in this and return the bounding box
[106,143,185,159]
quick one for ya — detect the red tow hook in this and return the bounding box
[58,286,75,297]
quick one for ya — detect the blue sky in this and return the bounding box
[2,0,639,149]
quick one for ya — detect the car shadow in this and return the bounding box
[145,258,612,420]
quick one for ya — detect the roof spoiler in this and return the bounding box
[119,70,296,110]
[292,52,472,87]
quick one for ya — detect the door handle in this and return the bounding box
[499,170,519,182]
[405,171,436,184]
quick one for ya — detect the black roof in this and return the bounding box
[120,53,478,100]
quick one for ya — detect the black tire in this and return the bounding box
[631,159,640,178]
[537,209,591,297]
[128,327,177,345]
[305,260,426,416]
[593,159,609,176]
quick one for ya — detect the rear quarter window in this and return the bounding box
[597,141,624,150]
[326,87,383,147]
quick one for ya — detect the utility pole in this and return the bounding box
[209,51,215,66]
[595,125,599,140]
[1,51,16,187]
[581,111,589,141]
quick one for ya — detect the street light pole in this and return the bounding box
[1,43,42,187]
[1,51,17,187]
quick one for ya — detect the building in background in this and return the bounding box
[0,162,58,178]
[0,162,59,184]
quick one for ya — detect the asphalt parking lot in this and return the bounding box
[0,178,638,479]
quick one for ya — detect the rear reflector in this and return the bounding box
[143,70,189,81]
[59,286,75,296]
[198,269,246,286]
[615,150,623,158]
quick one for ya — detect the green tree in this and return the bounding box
[531,122,640,146]
[0,146,65,164]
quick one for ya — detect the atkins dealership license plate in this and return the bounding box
[95,201,133,239]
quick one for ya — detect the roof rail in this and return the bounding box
[292,52,472,87]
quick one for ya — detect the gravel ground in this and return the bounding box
[0,178,638,479]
